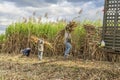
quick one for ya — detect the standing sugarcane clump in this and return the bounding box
[82,24,100,60]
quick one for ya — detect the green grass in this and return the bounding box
[5,21,65,41]
[0,34,6,43]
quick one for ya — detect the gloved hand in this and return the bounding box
[99,40,105,48]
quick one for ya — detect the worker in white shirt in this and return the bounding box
[38,38,44,60]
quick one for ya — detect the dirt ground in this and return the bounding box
[0,53,120,80]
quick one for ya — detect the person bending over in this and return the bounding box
[21,48,31,57]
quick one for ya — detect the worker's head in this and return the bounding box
[65,25,69,30]
[39,38,44,44]
[26,48,31,50]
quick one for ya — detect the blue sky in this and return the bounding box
[0,0,104,34]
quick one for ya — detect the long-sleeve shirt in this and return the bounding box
[64,30,71,43]
[38,39,44,51]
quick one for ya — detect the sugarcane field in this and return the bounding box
[0,0,120,80]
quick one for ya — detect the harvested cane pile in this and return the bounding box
[30,35,54,55]
[82,24,101,60]
[53,21,77,55]
[82,24,120,62]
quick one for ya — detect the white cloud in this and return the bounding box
[0,1,28,16]
[0,1,30,25]
[0,0,104,26]
[41,1,81,20]
[0,18,12,25]
[78,1,104,20]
